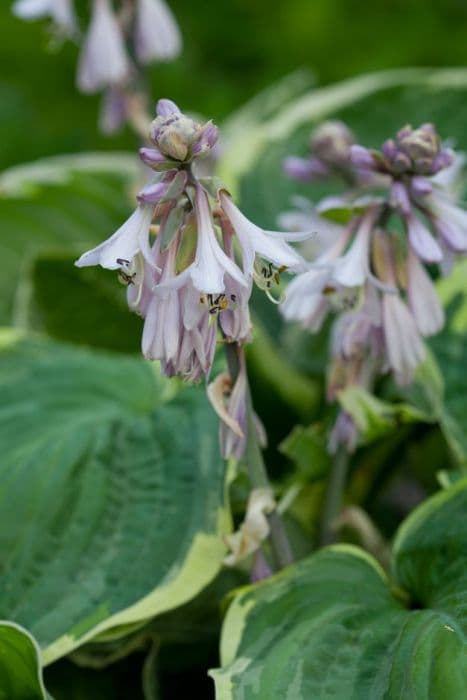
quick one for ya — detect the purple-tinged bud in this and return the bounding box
[137,170,187,204]
[191,121,219,157]
[392,152,412,174]
[156,98,180,117]
[390,182,411,216]
[283,156,329,181]
[349,145,376,170]
[137,180,168,204]
[398,124,440,167]
[431,148,455,174]
[149,104,217,163]
[139,146,170,169]
[310,120,354,167]
[397,125,413,141]
[382,139,397,161]
[410,176,432,197]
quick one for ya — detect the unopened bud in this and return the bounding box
[311,120,354,166]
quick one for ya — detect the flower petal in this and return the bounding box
[75,205,154,270]
[135,0,182,64]
[407,214,443,263]
[77,0,130,94]
[407,250,444,336]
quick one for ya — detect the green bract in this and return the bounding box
[211,478,467,698]
[0,622,50,700]
[0,334,229,664]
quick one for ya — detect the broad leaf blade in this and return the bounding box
[0,622,50,700]
[211,481,467,698]
[0,336,229,664]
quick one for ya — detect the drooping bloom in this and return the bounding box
[281,120,466,451]
[134,0,182,63]
[12,0,76,34]
[75,99,313,382]
[76,0,131,94]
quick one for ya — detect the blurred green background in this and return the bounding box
[2,0,467,168]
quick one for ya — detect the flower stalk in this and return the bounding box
[224,341,294,570]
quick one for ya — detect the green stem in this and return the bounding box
[319,447,350,546]
[224,341,294,569]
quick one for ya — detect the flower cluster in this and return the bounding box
[76,99,310,383]
[283,120,356,184]
[281,122,466,451]
[12,0,181,134]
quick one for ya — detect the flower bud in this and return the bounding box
[311,120,354,167]
[149,102,217,163]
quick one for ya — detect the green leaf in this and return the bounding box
[337,385,431,445]
[0,335,229,665]
[0,622,50,700]
[0,155,136,325]
[23,253,142,353]
[0,153,138,198]
[279,424,330,482]
[211,478,467,698]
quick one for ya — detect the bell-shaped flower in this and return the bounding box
[407,249,444,336]
[75,204,155,270]
[382,292,425,385]
[429,194,467,253]
[76,0,130,94]
[219,190,309,280]
[12,0,76,34]
[156,186,247,295]
[280,232,351,331]
[333,212,374,288]
[163,299,217,382]
[406,213,443,263]
[141,240,181,363]
[135,0,182,64]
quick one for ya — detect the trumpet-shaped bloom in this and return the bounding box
[77,0,130,94]
[219,190,309,276]
[75,204,155,270]
[135,0,182,63]
[407,250,444,336]
[12,0,76,33]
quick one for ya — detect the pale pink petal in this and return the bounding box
[407,250,444,336]
[407,214,443,263]
[77,0,130,94]
[75,205,153,270]
[135,0,182,63]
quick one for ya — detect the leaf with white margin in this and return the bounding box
[0,621,51,700]
[0,334,230,665]
[211,477,467,699]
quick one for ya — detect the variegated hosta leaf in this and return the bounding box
[0,622,51,700]
[211,478,467,699]
[0,334,229,665]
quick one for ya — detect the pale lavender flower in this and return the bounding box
[99,88,127,135]
[219,191,309,286]
[407,249,444,336]
[75,204,155,270]
[76,0,131,94]
[12,0,76,34]
[429,194,467,253]
[405,213,443,263]
[134,0,182,64]
[75,98,312,381]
